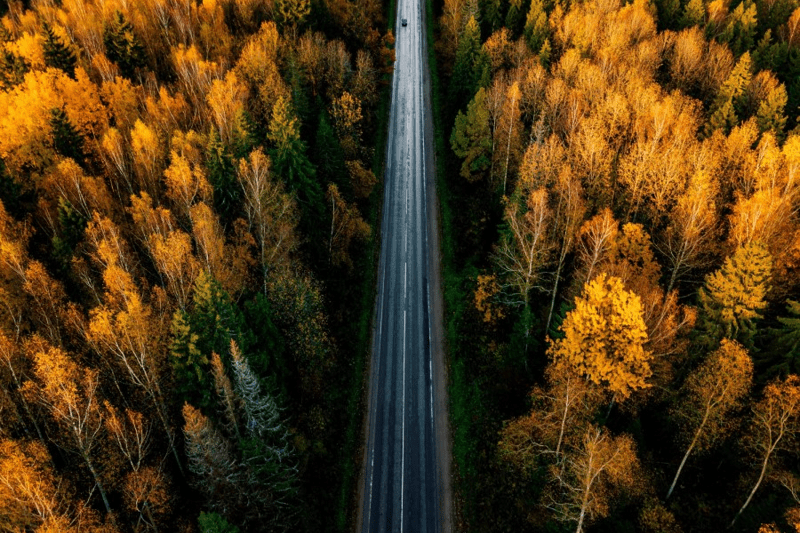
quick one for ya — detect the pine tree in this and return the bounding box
[697,242,772,349]
[705,52,753,137]
[451,87,492,182]
[42,23,76,77]
[51,198,87,270]
[49,108,85,165]
[681,0,705,27]
[103,11,146,79]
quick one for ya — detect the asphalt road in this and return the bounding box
[358,0,448,530]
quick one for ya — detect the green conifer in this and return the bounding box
[697,241,772,349]
[49,108,85,165]
[451,87,492,182]
[42,23,76,76]
[103,11,146,79]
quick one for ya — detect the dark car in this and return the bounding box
[402,18,408,26]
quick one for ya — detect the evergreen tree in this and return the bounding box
[206,128,240,223]
[170,310,212,409]
[49,108,85,165]
[51,198,87,271]
[42,23,76,77]
[506,0,525,36]
[450,16,491,117]
[0,26,26,90]
[681,0,705,27]
[103,11,146,79]
[524,0,549,53]
[190,270,251,361]
[451,87,492,182]
[198,513,240,533]
[758,300,800,379]
[756,83,788,138]
[697,242,772,349]
[704,53,753,136]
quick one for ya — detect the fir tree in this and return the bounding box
[103,11,146,79]
[49,108,85,165]
[681,0,705,27]
[697,242,772,349]
[42,23,76,77]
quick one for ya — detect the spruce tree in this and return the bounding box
[757,300,800,379]
[42,23,76,76]
[524,0,549,53]
[756,83,788,138]
[450,16,491,117]
[51,198,87,271]
[206,128,239,222]
[49,108,85,165]
[103,11,146,79]
[170,310,212,409]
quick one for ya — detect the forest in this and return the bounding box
[431,0,800,529]
[0,0,393,531]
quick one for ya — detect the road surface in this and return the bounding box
[357,0,450,530]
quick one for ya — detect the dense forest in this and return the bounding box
[431,0,800,529]
[0,0,393,531]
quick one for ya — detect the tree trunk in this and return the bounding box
[546,246,567,333]
[666,410,708,499]
[84,453,113,514]
[731,448,774,527]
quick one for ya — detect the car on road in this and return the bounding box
[402,18,407,26]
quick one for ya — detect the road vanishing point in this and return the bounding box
[357,0,451,530]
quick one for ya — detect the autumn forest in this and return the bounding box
[0,0,392,531]
[434,0,800,529]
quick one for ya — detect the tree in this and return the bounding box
[198,512,240,533]
[103,11,146,79]
[450,87,492,182]
[660,170,718,294]
[236,148,299,286]
[496,188,552,306]
[494,81,522,194]
[182,403,241,509]
[163,149,213,220]
[705,53,753,137]
[547,426,641,533]
[326,183,371,269]
[450,16,491,115]
[524,0,549,52]
[42,24,76,77]
[267,97,322,215]
[666,339,753,499]
[276,0,311,31]
[733,375,800,526]
[760,300,800,378]
[697,242,772,348]
[49,108,85,165]
[756,82,788,138]
[24,342,112,514]
[549,274,652,400]
[0,439,65,530]
[500,363,602,466]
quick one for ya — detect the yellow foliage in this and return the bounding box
[550,273,652,399]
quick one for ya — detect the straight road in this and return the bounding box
[357,0,450,529]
